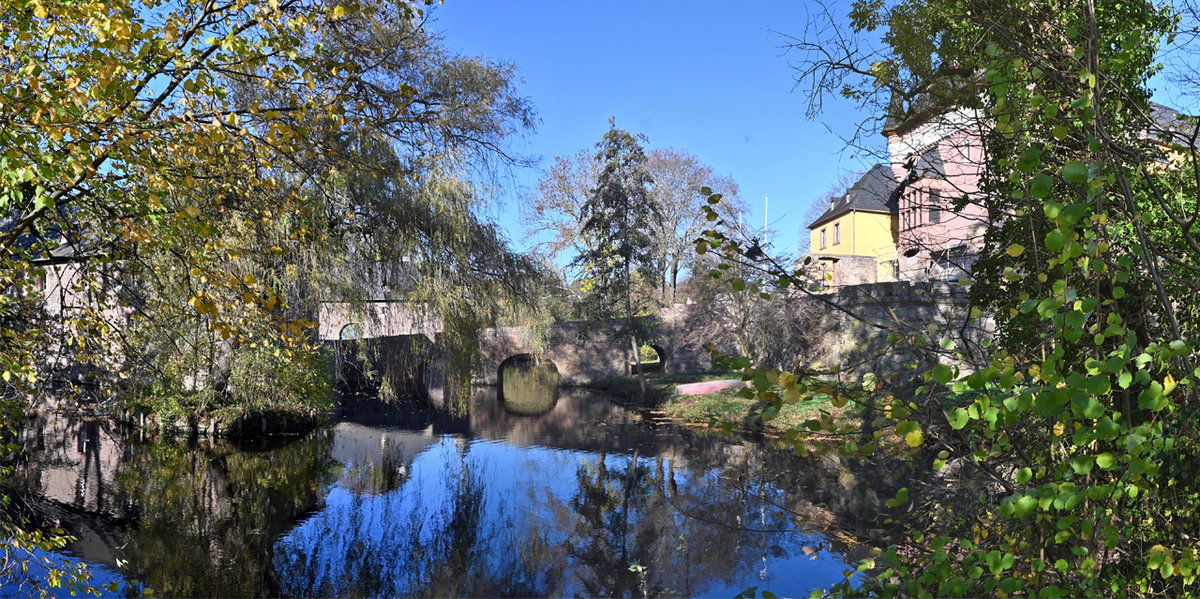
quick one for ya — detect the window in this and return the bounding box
[820,228,826,249]
[902,189,921,230]
[833,223,841,244]
[929,191,942,224]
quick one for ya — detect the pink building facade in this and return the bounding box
[885,107,990,282]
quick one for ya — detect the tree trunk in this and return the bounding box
[626,258,646,396]
[669,259,680,304]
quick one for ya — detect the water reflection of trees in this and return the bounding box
[562,450,843,598]
[274,438,552,597]
[12,392,903,596]
[108,431,338,596]
[274,435,859,598]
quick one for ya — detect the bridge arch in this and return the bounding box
[496,353,559,386]
[630,343,667,374]
[496,354,560,414]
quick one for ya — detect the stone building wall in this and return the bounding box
[806,281,992,381]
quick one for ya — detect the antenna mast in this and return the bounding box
[764,194,769,237]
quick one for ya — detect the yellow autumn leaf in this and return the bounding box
[1052,422,1065,436]
[831,392,847,408]
[782,387,801,404]
[33,2,48,19]
[1006,244,1025,257]
[1164,374,1176,396]
[185,205,201,218]
[331,5,349,19]
[905,430,924,447]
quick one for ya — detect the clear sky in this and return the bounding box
[430,1,883,262]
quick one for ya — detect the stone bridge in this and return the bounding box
[318,302,710,386]
[475,311,707,385]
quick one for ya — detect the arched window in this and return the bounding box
[339,323,363,340]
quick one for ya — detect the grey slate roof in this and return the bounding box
[1146,102,1198,147]
[807,164,899,230]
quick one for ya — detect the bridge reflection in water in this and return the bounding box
[12,389,906,597]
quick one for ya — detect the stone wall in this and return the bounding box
[799,253,883,291]
[807,281,992,380]
[318,301,441,341]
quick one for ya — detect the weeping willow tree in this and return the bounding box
[3,0,547,418]
[109,9,548,412]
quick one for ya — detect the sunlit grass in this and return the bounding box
[588,372,868,433]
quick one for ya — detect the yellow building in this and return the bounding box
[805,164,900,287]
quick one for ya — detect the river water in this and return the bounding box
[5,377,900,597]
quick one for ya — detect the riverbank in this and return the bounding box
[583,372,865,435]
[91,387,336,440]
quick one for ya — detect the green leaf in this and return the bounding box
[948,407,969,429]
[1013,495,1038,518]
[1062,161,1088,183]
[1030,173,1053,198]
[1096,452,1115,469]
[905,429,924,447]
[1072,393,1105,419]
[1149,545,1168,569]
[1016,467,1032,484]
[1086,375,1111,396]
[1118,370,1132,389]
[1017,146,1043,172]
[932,363,953,384]
[1045,229,1067,252]
[1071,455,1095,475]
[1138,381,1166,411]
[886,487,910,508]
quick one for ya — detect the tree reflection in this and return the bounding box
[13,392,897,597]
[108,430,339,596]
[560,447,854,598]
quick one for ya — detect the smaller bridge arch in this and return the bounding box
[631,343,668,374]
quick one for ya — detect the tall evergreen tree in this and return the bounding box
[574,120,658,392]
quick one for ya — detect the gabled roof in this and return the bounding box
[807,165,899,230]
[1146,102,1197,147]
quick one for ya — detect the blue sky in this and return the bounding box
[431,1,882,261]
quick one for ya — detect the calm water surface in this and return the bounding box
[8,380,896,597]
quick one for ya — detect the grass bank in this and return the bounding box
[585,372,867,435]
